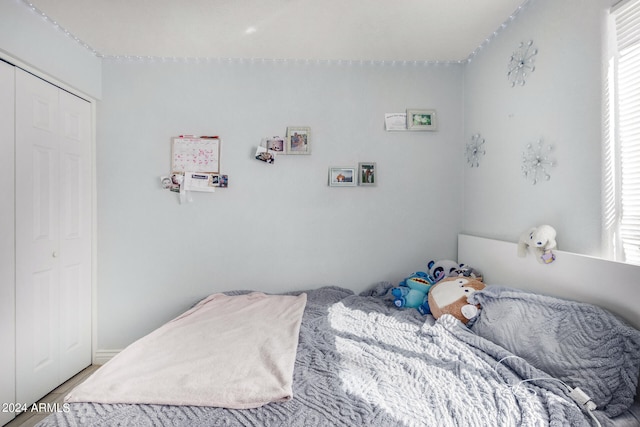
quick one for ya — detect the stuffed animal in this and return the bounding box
[391,272,436,315]
[518,225,557,264]
[428,259,483,282]
[427,276,486,324]
[427,260,460,282]
[457,264,483,281]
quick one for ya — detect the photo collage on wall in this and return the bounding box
[255,127,311,164]
[161,136,228,198]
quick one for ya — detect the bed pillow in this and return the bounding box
[468,286,640,417]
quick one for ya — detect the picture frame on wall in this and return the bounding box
[264,136,286,153]
[406,109,437,131]
[358,162,377,186]
[286,126,311,154]
[328,167,356,187]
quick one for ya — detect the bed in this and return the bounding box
[37,237,640,427]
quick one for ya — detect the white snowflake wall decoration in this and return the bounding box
[466,133,486,167]
[508,40,538,87]
[521,138,555,184]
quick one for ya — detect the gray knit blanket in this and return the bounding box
[38,285,600,427]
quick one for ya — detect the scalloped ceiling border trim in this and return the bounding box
[465,0,532,62]
[20,0,532,65]
[101,56,467,66]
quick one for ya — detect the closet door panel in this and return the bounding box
[31,270,58,367]
[15,69,61,405]
[0,60,16,426]
[58,89,92,381]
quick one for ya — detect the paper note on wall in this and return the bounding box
[183,172,217,192]
[384,113,407,131]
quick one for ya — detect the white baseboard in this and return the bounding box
[93,349,121,365]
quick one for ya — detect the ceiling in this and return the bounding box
[26,0,528,62]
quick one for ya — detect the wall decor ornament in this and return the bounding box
[466,133,486,167]
[521,138,555,185]
[507,40,537,87]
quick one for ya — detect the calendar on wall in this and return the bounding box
[171,136,220,174]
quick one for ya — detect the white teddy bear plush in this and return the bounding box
[517,225,557,263]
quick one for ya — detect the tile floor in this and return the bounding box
[4,365,100,427]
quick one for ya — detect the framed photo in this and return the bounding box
[406,109,437,131]
[358,162,377,186]
[328,167,356,187]
[263,136,285,153]
[286,127,311,155]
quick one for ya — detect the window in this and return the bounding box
[604,0,640,264]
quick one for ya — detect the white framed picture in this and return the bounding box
[286,127,311,155]
[328,167,356,187]
[406,109,437,131]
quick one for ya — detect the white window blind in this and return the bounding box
[612,0,640,264]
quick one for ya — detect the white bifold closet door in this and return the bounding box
[15,68,92,406]
[0,60,16,426]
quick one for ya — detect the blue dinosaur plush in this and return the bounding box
[391,271,436,315]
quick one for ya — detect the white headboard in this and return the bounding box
[458,234,640,329]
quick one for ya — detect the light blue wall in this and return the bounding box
[463,0,608,256]
[0,0,101,98]
[97,60,464,348]
[3,0,613,351]
[0,0,466,352]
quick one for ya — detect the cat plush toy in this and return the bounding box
[428,276,486,324]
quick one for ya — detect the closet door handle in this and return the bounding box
[52,251,57,258]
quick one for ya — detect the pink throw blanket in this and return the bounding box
[66,292,307,409]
